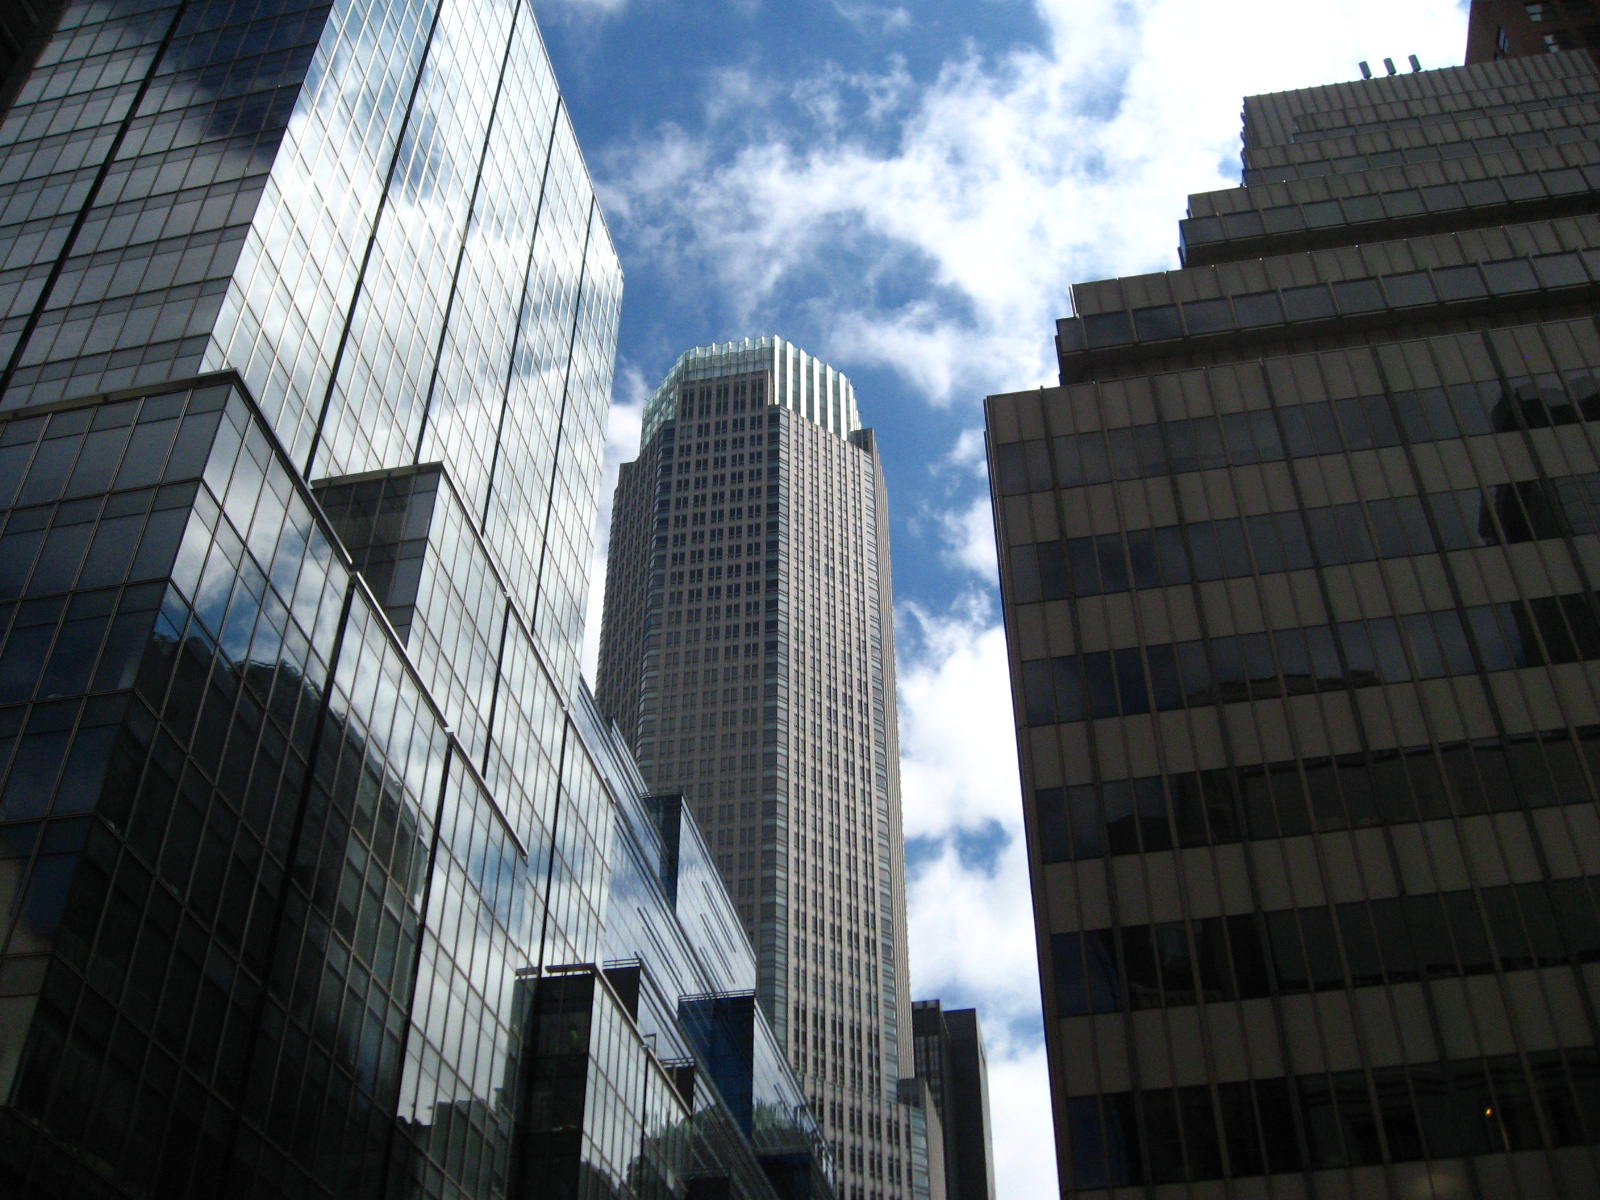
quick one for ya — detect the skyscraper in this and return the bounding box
[910,1001,996,1200]
[0,3,831,1198]
[598,337,925,1200]
[988,50,1600,1198]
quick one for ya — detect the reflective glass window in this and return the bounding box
[1083,311,1133,348]
[1181,298,1232,334]
[1533,251,1587,288]
[1095,532,1129,592]
[1132,306,1181,341]
[1331,278,1384,313]
[1282,284,1336,321]
[1068,784,1102,858]
[1233,292,1283,327]
[1052,434,1085,488]
[1384,271,1435,307]
[1483,258,1539,293]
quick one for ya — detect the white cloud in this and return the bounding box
[982,1030,1058,1198]
[600,0,1467,406]
[897,592,1052,1192]
[907,830,1058,1197]
[907,834,1036,1021]
[942,428,988,478]
[791,55,915,133]
[897,599,1018,839]
[934,494,998,579]
[594,123,709,228]
[580,364,648,680]
[538,0,634,18]
[830,1,913,36]
[705,66,782,127]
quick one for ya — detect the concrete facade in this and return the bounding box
[989,51,1600,1198]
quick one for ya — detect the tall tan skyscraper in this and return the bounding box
[598,337,928,1200]
[989,50,1600,1199]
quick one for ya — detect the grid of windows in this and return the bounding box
[597,341,919,1200]
[1009,468,1600,603]
[1054,877,1600,1016]
[1036,724,1600,859]
[0,1,831,1197]
[1067,1049,1600,1187]
[994,366,1600,496]
[991,49,1600,1199]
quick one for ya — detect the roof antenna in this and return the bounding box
[1383,57,1397,75]
[1359,60,1372,79]
[1408,54,1422,71]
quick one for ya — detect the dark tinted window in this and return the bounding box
[1182,298,1232,334]
[1132,305,1182,341]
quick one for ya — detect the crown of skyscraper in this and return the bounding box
[642,335,862,443]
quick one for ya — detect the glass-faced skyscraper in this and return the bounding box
[989,50,1600,1199]
[598,338,924,1200]
[0,3,832,1199]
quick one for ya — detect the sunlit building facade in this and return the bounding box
[598,338,929,1200]
[989,51,1600,1198]
[0,2,830,1198]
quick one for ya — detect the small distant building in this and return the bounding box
[911,1001,996,1200]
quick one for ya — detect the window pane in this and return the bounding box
[1384,271,1435,307]
[1183,298,1232,334]
[1331,278,1384,313]
[1068,784,1103,858]
[1127,530,1159,589]
[1283,284,1335,321]
[1084,311,1133,348]
[1132,305,1181,341]
[1008,544,1041,604]
[1054,656,1085,723]
[1037,788,1072,862]
[1483,258,1539,293]
[1234,291,1283,327]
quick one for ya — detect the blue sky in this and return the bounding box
[546,1,1472,1193]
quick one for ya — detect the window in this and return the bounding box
[1483,258,1539,292]
[1434,264,1487,301]
[1383,271,1435,307]
[1233,291,1284,327]
[1132,305,1181,341]
[1181,297,1232,334]
[1331,278,1384,314]
[1083,311,1133,348]
[1282,284,1336,321]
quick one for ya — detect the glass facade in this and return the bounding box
[0,4,828,1200]
[989,51,1600,1199]
[596,339,929,1200]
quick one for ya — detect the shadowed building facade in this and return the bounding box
[1467,0,1600,64]
[910,1001,995,1200]
[988,51,1600,1199]
[0,2,832,1198]
[597,338,929,1200]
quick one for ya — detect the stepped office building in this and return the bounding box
[0,2,833,1198]
[598,338,926,1200]
[988,51,1600,1198]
